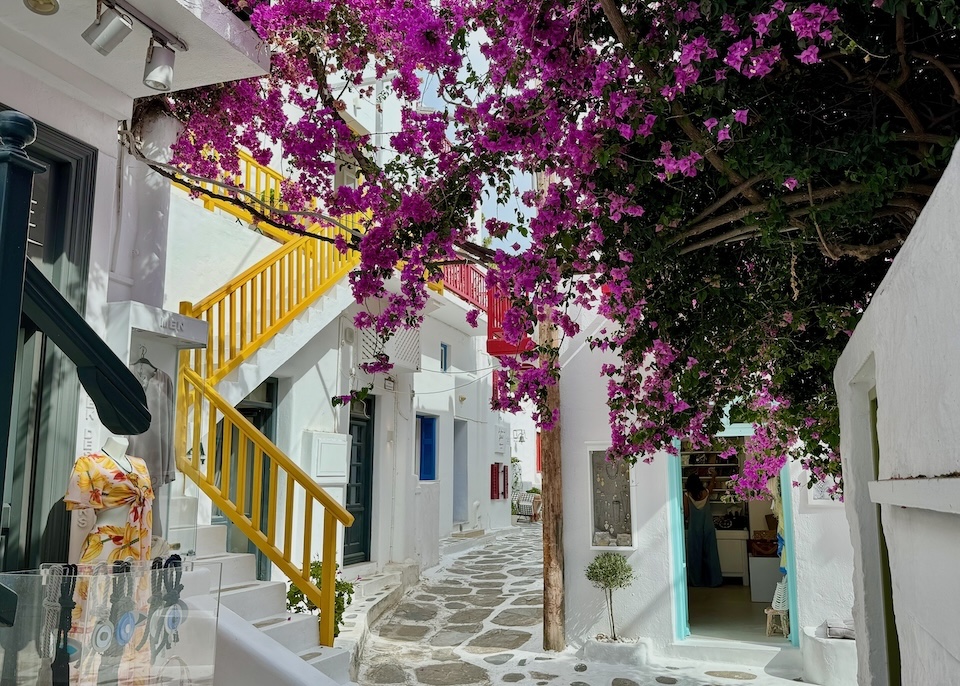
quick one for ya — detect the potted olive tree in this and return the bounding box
[585,552,636,641]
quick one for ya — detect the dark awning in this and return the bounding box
[21,261,150,435]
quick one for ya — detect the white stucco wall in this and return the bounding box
[511,406,541,491]
[163,192,280,310]
[835,146,960,685]
[788,461,856,635]
[559,333,675,651]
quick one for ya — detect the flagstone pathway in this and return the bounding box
[356,525,805,686]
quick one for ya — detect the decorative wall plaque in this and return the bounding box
[590,451,632,547]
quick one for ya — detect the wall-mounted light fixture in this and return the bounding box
[143,39,175,91]
[81,0,188,91]
[23,0,59,15]
[82,5,134,56]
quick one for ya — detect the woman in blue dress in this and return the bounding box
[685,469,723,587]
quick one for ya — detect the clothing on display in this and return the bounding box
[686,492,723,587]
[65,453,154,564]
[126,364,176,488]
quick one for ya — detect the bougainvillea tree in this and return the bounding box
[142,0,960,498]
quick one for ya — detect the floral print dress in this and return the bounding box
[64,454,154,684]
[65,453,154,564]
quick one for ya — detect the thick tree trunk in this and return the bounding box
[541,321,565,651]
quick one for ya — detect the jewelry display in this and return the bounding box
[154,655,194,686]
[138,558,166,661]
[36,563,63,684]
[1,555,211,686]
[157,555,186,655]
[52,564,77,686]
[89,563,113,656]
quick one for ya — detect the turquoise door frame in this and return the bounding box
[667,449,690,640]
[668,420,799,646]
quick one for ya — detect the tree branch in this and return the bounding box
[597,0,764,204]
[671,183,864,245]
[306,51,384,183]
[688,174,768,226]
[911,51,960,103]
[120,130,362,246]
[824,235,905,261]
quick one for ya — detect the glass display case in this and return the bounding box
[0,558,220,684]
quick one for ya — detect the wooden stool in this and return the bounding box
[765,607,790,637]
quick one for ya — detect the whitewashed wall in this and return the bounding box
[163,192,280,310]
[835,146,960,685]
[788,461,856,633]
[559,333,675,651]
[561,316,856,665]
[511,406,541,491]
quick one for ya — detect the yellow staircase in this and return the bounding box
[173,153,361,646]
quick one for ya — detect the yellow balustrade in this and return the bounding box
[180,217,361,385]
[173,150,283,228]
[172,151,369,648]
[175,368,353,646]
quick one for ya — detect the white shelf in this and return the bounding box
[869,477,960,515]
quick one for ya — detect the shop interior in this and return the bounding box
[679,437,789,644]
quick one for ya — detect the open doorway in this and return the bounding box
[453,420,469,527]
[673,428,793,645]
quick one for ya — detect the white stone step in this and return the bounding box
[194,524,228,556]
[298,645,352,684]
[219,580,288,621]
[194,552,257,588]
[167,523,226,557]
[253,612,321,654]
[168,494,198,528]
[352,572,402,600]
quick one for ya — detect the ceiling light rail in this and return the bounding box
[101,0,189,52]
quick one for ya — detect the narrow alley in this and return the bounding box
[357,526,805,686]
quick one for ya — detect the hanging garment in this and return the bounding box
[127,365,176,488]
[686,492,723,587]
[39,498,71,564]
[64,453,154,564]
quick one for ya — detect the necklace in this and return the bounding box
[101,452,137,479]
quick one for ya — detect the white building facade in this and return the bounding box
[835,146,960,685]
[0,2,516,683]
[559,308,856,682]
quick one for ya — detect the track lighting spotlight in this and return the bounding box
[82,6,134,56]
[23,0,59,15]
[143,40,175,92]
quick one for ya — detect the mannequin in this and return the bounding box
[66,436,155,565]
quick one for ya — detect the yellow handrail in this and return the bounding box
[172,150,285,228]
[171,151,368,648]
[175,368,353,646]
[181,215,362,386]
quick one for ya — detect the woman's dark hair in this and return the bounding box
[685,473,705,497]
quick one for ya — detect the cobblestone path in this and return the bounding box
[356,526,803,686]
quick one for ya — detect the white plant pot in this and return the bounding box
[582,636,651,666]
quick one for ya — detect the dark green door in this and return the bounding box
[214,380,276,580]
[344,400,374,566]
[2,116,96,571]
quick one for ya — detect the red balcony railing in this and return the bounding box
[439,263,487,310]
[486,287,536,357]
